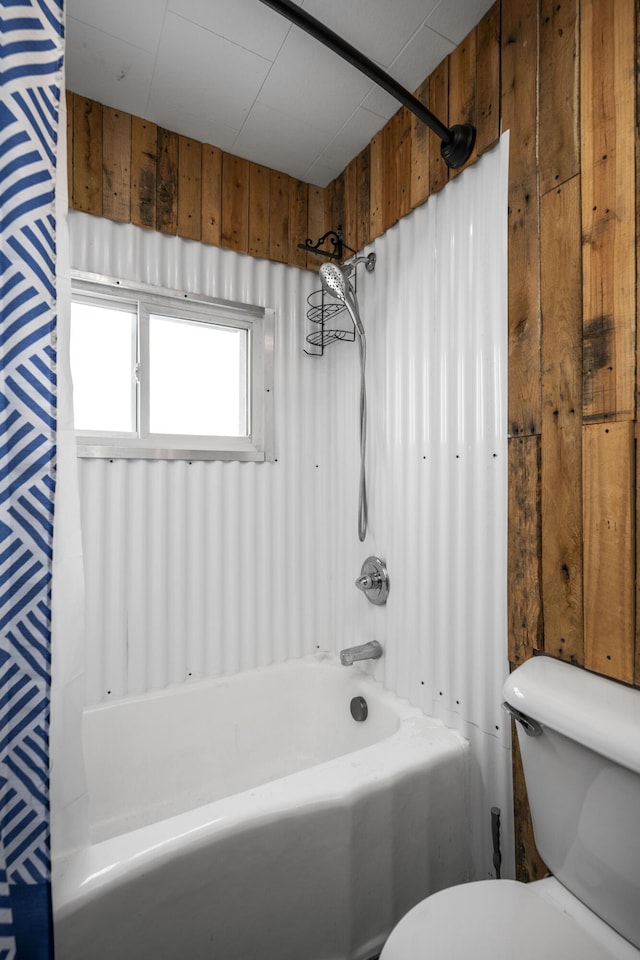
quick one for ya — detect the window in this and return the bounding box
[70,274,273,460]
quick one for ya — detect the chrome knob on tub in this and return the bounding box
[355,556,389,605]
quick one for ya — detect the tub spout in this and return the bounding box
[340,640,383,666]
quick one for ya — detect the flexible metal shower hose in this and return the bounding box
[357,329,368,542]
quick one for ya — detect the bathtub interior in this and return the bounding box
[83,656,407,841]
[56,656,471,960]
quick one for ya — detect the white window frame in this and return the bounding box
[71,271,274,461]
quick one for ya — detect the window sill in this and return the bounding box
[76,440,268,462]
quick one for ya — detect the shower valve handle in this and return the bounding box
[354,557,390,605]
[355,574,381,591]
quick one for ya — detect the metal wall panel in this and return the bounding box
[69,134,510,879]
[71,212,335,701]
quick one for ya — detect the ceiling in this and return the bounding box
[65,0,495,187]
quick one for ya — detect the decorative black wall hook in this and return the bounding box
[297,225,356,262]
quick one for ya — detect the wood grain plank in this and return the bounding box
[65,90,74,206]
[288,178,308,269]
[177,136,202,242]
[201,143,222,247]
[394,107,412,222]
[540,176,584,665]
[269,170,288,263]
[581,0,636,422]
[326,173,345,243]
[305,185,327,271]
[410,77,430,210]
[428,58,449,194]
[539,0,579,195]
[382,113,400,233]
[508,177,541,437]
[475,1,501,156]
[448,26,477,176]
[102,107,131,223]
[369,130,384,239]
[73,96,103,216]
[131,115,157,230]
[156,127,178,235]
[508,436,543,666]
[511,714,549,883]
[503,0,540,437]
[501,0,538,188]
[248,164,270,260]
[355,145,371,251]
[343,156,358,254]
[583,421,635,682]
[221,153,249,254]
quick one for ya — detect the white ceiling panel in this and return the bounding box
[150,12,273,130]
[66,0,168,54]
[233,100,328,181]
[301,0,440,68]
[314,106,388,172]
[167,0,294,61]
[255,29,374,137]
[65,0,497,187]
[426,0,495,44]
[65,17,156,119]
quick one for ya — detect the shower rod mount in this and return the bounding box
[257,0,476,169]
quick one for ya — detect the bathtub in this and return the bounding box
[54,655,470,960]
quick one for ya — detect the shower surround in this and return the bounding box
[64,133,508,882]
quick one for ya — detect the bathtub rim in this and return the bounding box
[54,656,470,917]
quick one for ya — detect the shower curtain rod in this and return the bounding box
[256,0,476,169]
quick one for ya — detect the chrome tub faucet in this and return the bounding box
[340,640,383,666]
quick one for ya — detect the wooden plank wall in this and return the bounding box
[67,0,640,881]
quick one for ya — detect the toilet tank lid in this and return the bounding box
[503,657,640,775]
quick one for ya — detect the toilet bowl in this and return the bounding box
[380,657,640,960]
[380,878,639,960]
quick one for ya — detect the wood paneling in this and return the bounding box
[503,0,540,438]
[288,179,308,270]
[102,107,131,223]
[156,127,178,236]
[72,96,102,216]
[68,0,640,882]
[508,436,543,666]
[539,0,579,195]
[177,137,202,242]
[540,177,584,665]
[581,0,636,423]
[269,170,289,264]
[131,116,157,231]
[428,59,449,194]
[583,421,635,681]
[410,78,430,210]
[476,2,501,156]
[248,164,271,260]
[448,26,478,176]
[201,144,222,247]
[221,153,249,254]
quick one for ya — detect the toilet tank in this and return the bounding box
[503,656,640,950]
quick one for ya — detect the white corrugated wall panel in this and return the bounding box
[325,135,511,880]
[70,133,510,881]
[70,212,334,702]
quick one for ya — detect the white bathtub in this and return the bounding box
[54,655,470,960]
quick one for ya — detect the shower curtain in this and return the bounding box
[0,1,65,955]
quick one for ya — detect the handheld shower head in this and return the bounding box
[319,262,348,302]
[319,262,365,337]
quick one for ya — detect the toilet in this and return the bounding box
[380,656,640,959]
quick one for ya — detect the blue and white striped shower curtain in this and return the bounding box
[1,1,64,956]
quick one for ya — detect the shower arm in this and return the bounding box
[256,0,475,169]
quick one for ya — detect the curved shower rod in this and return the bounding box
[256,0,476,169]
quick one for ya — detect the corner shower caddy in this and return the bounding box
[303,241,376,357]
